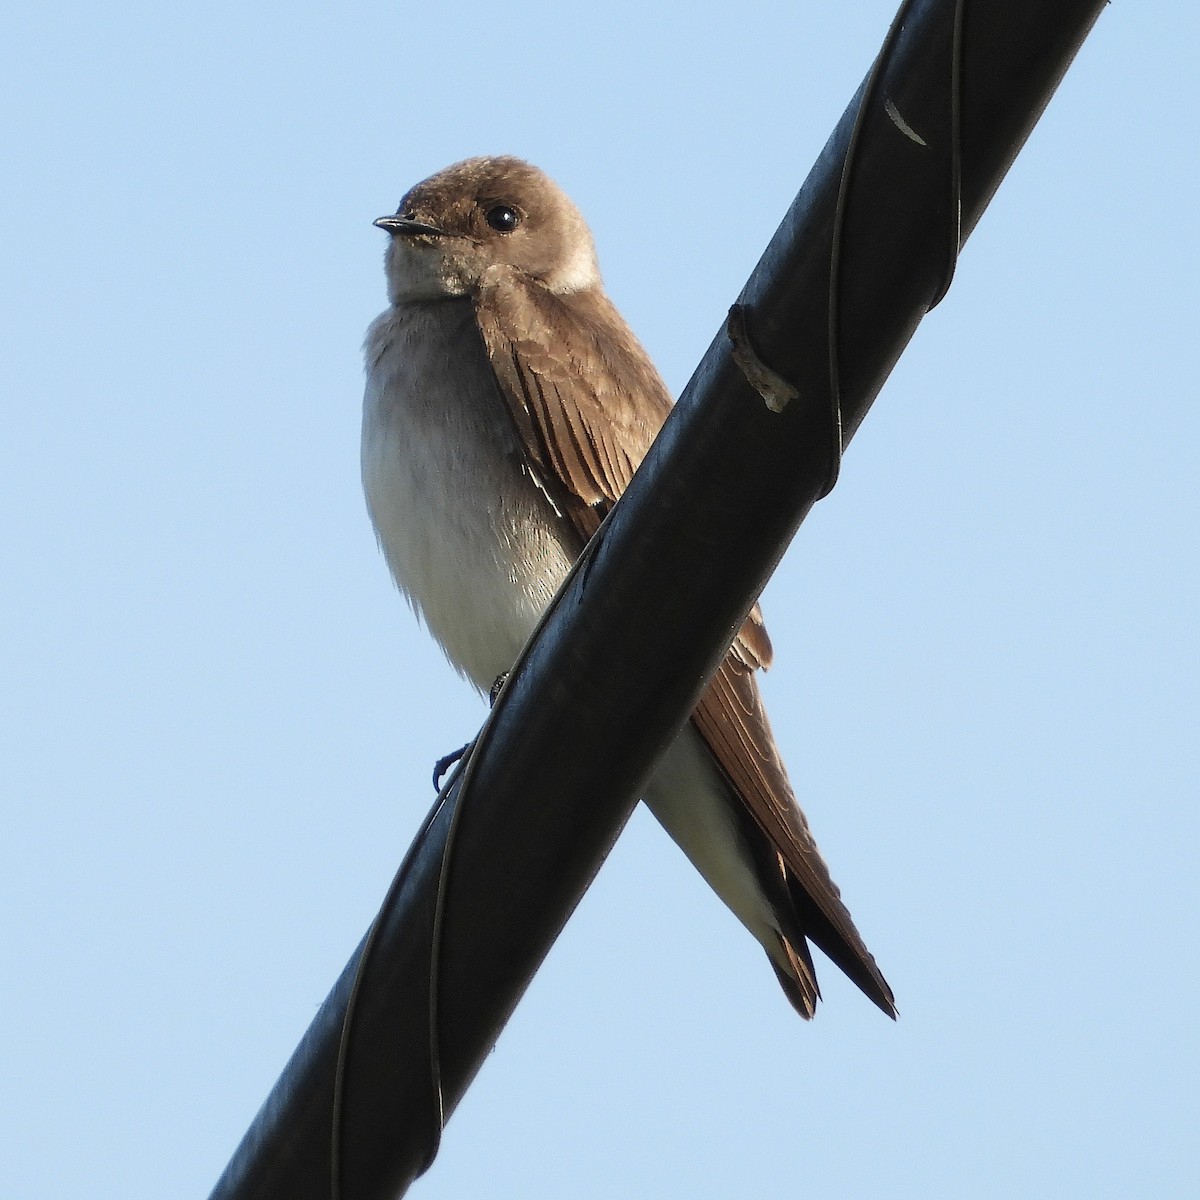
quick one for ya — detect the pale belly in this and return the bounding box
[362,300,578,690]
[362,299,780,956]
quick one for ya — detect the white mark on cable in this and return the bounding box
[885,97,927,146]
[727,304,799,413]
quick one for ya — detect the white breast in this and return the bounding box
[361,299,579,691]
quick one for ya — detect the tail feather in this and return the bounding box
[785,872,898,1019]
[769,933,821,1020]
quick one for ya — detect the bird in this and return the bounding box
[361,155,894,1019]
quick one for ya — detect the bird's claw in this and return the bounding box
[432,742,471,791]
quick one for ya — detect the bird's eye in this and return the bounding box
[485,204,520,233]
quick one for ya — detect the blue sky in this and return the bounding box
[3,2,1197,1197]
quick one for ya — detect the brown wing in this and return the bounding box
[475,275,664,531]
[475,273,892,1015]
[692,663,894,1012]
[476,274,771,667]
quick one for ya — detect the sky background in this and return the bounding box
[3,2,1197,1197]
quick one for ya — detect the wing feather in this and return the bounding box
[474,272,892,1014]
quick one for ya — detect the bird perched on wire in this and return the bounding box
[362,155,894,1019]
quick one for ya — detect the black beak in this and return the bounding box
[373,215,444,237]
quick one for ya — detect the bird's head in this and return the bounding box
[375,156,601,304]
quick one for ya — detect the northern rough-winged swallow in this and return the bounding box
[362,156,894,1019]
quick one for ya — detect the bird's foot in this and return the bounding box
[432,742,471,791]
[431,674,508,791]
